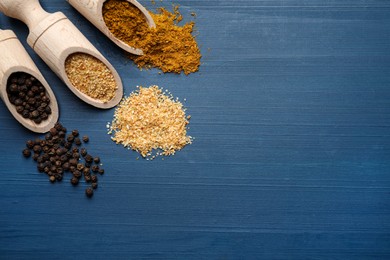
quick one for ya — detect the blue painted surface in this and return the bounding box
[1,0,390,259]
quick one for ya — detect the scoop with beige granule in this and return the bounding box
[108,85,192,159]
[65,53,117,103]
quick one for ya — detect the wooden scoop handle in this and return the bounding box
[0,0,50,29]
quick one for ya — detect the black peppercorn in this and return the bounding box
[26,140,35,149]
[72,152,80,160]
[16,106,24,113]
[22,110,29,118]
[74,138,81,146]
[49,127,57,136]
[55,160,62,167]
[73,170,82,179]
[91,165,99,173]
[45,133,52,140]
[76,163,84,171]
[58,131,65,138]
[91,175,98,183]
[32,145,41,153]
[55,174,63,181]
[93,157,100,164]
[69,158,78,166]
[91,182,98,189]
[71,177,79,186]
[85,154,93,164]
[71,130,79,137]
[37,163,45,172]
[22,149,31,158]
[50,166,57,173]
[42,153,49,161]
[32,153,39,161]
[85,187,93,198]
[80,148,87,157]
[62,162,70,171]
[84,175,91,183]
[67,135,74,142]
[34,117,42,124]
[49,176,56,183]
[69,166,76,173]
[82,135,89,143]
[98,168,104,175]
[83,167,90,176]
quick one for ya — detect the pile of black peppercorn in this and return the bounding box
[22,122,104,198]
[7,72,52,124]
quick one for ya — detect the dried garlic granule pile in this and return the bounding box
[108,86,192,158]
[103,0,201,75]
[65,53,117,103]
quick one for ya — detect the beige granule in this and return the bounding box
[108,85,192,158]
[65,53,117,103]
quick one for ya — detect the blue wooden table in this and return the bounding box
[1,0,389,259]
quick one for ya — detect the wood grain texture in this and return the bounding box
[0,0,389,259]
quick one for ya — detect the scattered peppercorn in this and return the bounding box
[73,170,82,179]
[85,154,93,164]
[83,167,90,176]
[32,153,39,161]
[82,135,89,143]
[26,140,35,149]
[71,177,79,186]
[74,138,81,146]
[84,175,91,183]
[91,175,98,183]
[91,165,99,173]
[71,130,79,137]
[22,122,106,198]
[91,182,98,189]
[80,148,87,157]
[22,149,31,158]
[85,187,94,198]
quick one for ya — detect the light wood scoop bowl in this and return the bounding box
[0,29,59,133]
[68,0,155,55]
[0,0,123,109]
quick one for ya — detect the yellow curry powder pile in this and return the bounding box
[102,0,201,75]
[107,86,192,159]
[65,53,117,103]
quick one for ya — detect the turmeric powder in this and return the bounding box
[102,0,201,75]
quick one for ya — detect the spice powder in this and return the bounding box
[65,53,117,103]
[103,0,201,75]
[108,85,192,158]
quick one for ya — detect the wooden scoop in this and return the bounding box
[0,29,59,133]
[68,0,155,55]
[0,0,123,109]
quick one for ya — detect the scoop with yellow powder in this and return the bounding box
[68,0,201,74]
[67,0,155,55]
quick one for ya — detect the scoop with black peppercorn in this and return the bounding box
[0,29,59,133]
